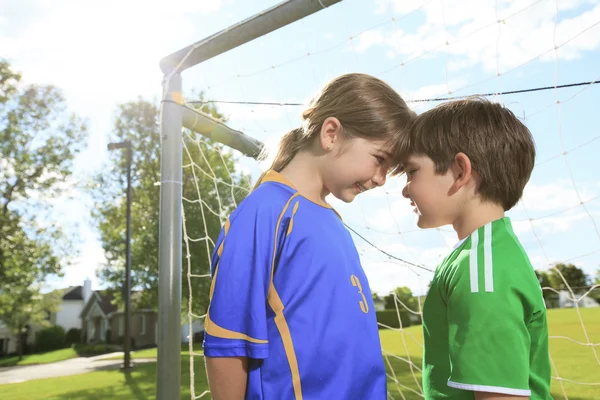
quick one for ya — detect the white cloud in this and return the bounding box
[354,30,388,52]
[520,180,596,212]
[403,79,468,104]
[512,209,597,236]
[1,0,223,111]
[363,0,600,74]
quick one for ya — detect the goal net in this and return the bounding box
[160,0,600,399]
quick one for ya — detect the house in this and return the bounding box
[80,291,157,349]
[0,322,34,356]
[0,279,92,357]
[49,278,93,333]
[80,290,205,348]
[372,296,385,312]
[558,290,600,308]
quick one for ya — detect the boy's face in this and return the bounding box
[401,155,460,229]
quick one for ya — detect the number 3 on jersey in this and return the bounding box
[350,274,369,314]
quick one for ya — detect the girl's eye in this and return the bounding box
[375,156,385,165]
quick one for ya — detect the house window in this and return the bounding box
[141,314,146,335]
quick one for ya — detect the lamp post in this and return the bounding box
[107,140,133,372]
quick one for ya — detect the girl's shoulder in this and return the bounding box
[231,180,298,223]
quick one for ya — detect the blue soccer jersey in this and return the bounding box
[203,170,386,399]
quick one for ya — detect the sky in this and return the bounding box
[2,0,600,300]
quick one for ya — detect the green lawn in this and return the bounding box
[2,308,599,399]
[0,347,78,367]
[378,308,600,399]
[101,344,202,361]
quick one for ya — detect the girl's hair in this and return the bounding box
[254,73,415,188]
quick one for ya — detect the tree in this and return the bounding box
[0,60,87,359]
[384,286,418,312]
[535,270,553,304]
[589,269,600,304]
[0,284,61,357]
[547,263,590,292]
[90,96,250,316]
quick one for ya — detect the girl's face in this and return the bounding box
[321,136,392,203]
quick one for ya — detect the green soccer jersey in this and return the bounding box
[422,217,552,399]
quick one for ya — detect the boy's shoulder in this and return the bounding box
[439,217,539,290]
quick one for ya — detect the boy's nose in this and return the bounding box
[402,184,410,199]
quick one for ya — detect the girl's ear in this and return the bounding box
[319,117,342,152]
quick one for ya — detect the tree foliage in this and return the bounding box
[90,96,250,316]
[547,263,590,292]
[0,59,86,359]
[384,286,418,312]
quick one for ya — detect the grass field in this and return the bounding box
[2,308,599,399]
[380,307,600,399]
[0,347,78,367]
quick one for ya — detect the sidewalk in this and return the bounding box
[0,353,156,385]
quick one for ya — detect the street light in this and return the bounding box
[107,140,133,372]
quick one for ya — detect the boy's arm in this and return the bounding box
[474,392,528,400]
[206,356,248,400]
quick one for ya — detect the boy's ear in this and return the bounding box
[451,152,472,190]
[319,117,342,152]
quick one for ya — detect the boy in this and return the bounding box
[398,98,552,399]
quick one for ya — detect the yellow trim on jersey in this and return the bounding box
[208,219,230,299]
[268,284,303,399]
[260,170,298,190]
[205,312,268,344]
[260,170,332,209]
[268,192,304,400]
[205,219,268,344]
[286,201,300,236]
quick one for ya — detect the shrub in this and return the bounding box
[193,331,205,343]
[73,343,118,357]
[35,326,66,352]
[65,328,82,346]
[376,309,411,330]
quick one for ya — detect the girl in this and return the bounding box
[203,73,415,400]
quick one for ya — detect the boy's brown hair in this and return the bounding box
[396,97,535,211]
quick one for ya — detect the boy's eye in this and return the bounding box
[406,169,417,177]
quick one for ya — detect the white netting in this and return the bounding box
[177,0,600,398]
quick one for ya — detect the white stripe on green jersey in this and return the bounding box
[422,217,552,399]
[468,223,496,293]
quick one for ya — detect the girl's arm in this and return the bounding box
[205,356,249,400]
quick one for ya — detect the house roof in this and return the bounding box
[80,290,118,318]
[63,286,83,300]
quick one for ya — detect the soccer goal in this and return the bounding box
[157,1,600,399]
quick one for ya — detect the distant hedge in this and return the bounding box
[376,309,411,329]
